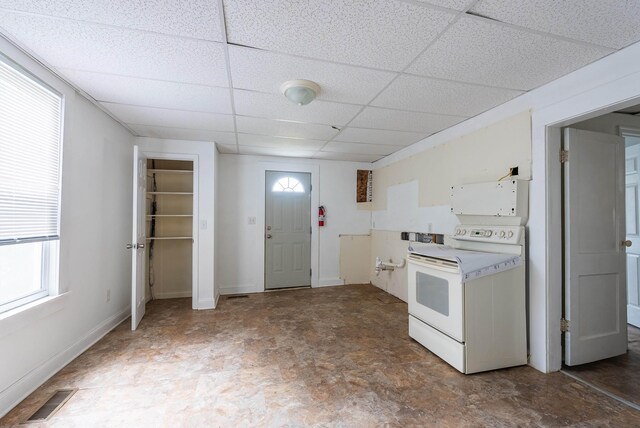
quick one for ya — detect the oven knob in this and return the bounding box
[507,231,514,238]
[461,229,467,235]
[499,231,506,238]
[485,230,492,237]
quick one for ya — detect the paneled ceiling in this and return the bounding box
[1,0,639,162]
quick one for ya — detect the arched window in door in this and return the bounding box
[272,176,305,193]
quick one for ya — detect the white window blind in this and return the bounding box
[0,55,62,245]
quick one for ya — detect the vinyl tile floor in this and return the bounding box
[562,325,640,407]
[2,284,640,427]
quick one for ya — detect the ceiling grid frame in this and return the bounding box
[0,0,638,159]
[311,0,483,158]
[215,0,239,153]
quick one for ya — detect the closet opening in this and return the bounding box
[145,158,195,304]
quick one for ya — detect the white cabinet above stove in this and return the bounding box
[450,180,528,225]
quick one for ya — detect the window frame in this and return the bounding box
[0,52,63,314]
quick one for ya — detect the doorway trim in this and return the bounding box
[256,161,320,290]
[139,150,199,308]
[536,90,640,372]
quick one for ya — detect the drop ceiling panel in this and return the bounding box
[224,0,455,71]
[229,46,396,105]
[408,16,613,90]
[237,134,326,151]
[234,90,361,126]
[238,146,317,158]
[0,0,223,41]
[0,12,228,86]
[322,142,400,155]
[334,127,424,146]
[472,0,640,50]
[130,124,236,144]
[416,0,472,11]
[101,103,235,132]
[61,69,232,114]
[236,116,339,141]
[372,74,523,117]
[350,106,467,133]
[313,152,383,162]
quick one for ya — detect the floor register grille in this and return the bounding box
[23,389,77,423]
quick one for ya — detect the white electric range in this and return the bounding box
[407,180,528,374]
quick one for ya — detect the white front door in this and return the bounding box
[265,171,311,289]
[625,143,640,327]
[131,146,147,330]
[563,128,627,365]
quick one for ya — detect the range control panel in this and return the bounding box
[452,225,523,244]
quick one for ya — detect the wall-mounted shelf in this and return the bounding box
[146,215,192,218]
[148,169,193,174]
[147,192,193,195]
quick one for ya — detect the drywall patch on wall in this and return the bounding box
[339,234,371,284]
[372,111,532,213]
[371,181,459,234]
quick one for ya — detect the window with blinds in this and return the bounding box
[0,54,62,313]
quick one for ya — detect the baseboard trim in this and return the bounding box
[318,278,345,287]
[0,306,130,418]
[220,284,262,295]
[154,291,192,299]
[196,298,215,310]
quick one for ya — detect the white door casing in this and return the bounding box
[265,171,311,289]
[625,143,640,327]
[131,146,147,330]
[563,128,627,365]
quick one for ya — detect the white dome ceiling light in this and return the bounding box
[280,79,321,106]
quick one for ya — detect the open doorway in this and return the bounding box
[560,105,640,407]
[130,147,199,330]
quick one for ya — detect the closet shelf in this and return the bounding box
[148,169,193,174]
[147,191,193,195]
[146,237,193,241]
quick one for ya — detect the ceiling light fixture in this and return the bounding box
[280,79,320,106]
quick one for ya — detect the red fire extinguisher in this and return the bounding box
[318,205,326,227]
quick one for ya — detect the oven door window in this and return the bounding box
[416,271,449,316]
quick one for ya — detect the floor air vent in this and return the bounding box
[227,294,249,299]
[24,389,77,423]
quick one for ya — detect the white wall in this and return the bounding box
[217,154,372,294]
[0,37,134,417]
[371,40,640,373]
[135,138,217,309]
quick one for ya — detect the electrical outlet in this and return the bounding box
[106,288,111,302]
[248,217,256,225]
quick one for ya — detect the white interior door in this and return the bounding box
[265,171,311,289]
[625,143,640,327]
[131,146,147,330]
[564,128,627,365]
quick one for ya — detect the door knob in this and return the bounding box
[126,243,135,250]
[266,234,272,239]
[138,243,145,249]
[267,226,272,230]
[623,240,632,247]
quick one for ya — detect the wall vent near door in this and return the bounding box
[24,389,77,423]
[227,294,249,299]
